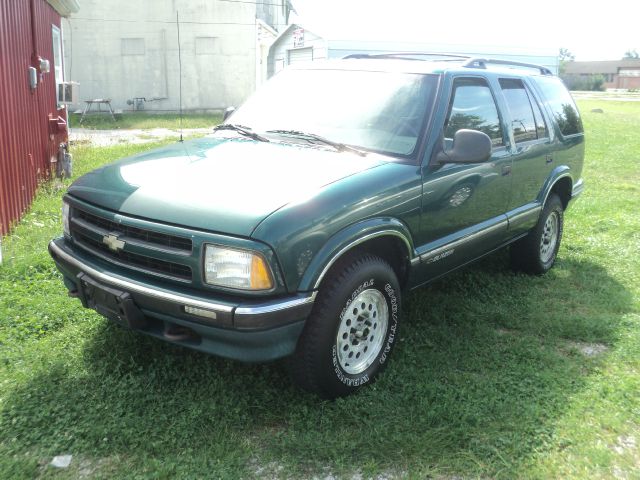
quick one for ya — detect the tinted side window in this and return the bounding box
[445,78,504,147]
[499,79,538,143]
[534,76,583,136]
[529,91,549,139]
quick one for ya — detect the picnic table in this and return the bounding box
[79,99,117,124]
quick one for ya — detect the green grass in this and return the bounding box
[69,112,222,130]
[1,100,639,479]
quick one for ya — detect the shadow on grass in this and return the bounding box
[1,252,633,478]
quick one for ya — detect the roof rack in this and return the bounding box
[342,52,555,75]
[463,58,553,75]
[343,52,472,61]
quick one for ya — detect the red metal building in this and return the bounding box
[0,0,78,236]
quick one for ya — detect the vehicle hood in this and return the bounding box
[68,136,387,237]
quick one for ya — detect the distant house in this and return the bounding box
[63,0,293,112]
[563,60,640,90]
[0,0,78,236]
[268,24,559,78]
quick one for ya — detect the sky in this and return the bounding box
[290,0,638,61]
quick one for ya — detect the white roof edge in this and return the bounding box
[47,0,80,17]
[271,23,324,48]
[256,19,278,37]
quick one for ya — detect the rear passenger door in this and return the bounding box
[498,78,554,234]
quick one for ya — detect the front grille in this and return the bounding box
[70,207,194,282]
[72,230,192,281]
[75,209,192,252]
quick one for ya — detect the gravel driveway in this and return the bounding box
[69,127,213,146]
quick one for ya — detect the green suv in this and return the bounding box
[49,54,584,398]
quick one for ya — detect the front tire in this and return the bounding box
[510,193,564,274]
[289,252,401,399]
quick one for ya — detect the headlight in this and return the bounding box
[204,245,274,290]
[62,201,70,237]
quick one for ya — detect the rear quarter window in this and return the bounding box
[534,77,583,136]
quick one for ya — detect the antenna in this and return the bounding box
[176,11,183,142]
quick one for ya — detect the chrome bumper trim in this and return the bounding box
[572,178,585,198]
[50,240,235,313]
[50,240,317,317]
[235,292,317,316]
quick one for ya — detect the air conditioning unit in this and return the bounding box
[58,81,79,104]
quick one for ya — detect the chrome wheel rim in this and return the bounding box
[540,211,559,263]
[336,289,389,375]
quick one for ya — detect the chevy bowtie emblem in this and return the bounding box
[103,233,125,252]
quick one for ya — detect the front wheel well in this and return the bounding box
[319,235,412,290]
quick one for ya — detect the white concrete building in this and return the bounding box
[269,24,559,77]
[64,0,292,112]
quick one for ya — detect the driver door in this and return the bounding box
[414,76,513,281]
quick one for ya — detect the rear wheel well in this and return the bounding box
[320,236,412,290]
[550,176,572,210]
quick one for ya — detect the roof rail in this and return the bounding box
[343,52,472,61]
[463,58,554,75]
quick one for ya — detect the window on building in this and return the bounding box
[499,78,543,143]
[445,78,504,147]
[195,37,218,55]
[619,69,640,77]
[51,25,63,104]
[121,38,145,56]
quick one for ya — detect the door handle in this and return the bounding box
[546,155,553,164]
[502,165,512,176]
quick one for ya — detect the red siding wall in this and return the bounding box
[617,75,640,90]
[0,0,68,235]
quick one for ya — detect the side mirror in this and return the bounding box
[436,129,492,164]
[223,106,236,122]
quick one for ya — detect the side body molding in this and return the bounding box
[508,166,577,236]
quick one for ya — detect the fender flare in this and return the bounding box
[538,166,573,207]
[298,217,416,292]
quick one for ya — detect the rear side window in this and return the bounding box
[534,77,583,136]
[499,78,539,143]
[445,78,504,147]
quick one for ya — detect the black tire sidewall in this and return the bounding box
[314,257,401,396]
[536,195,564,272]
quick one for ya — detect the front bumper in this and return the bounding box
[49,237,315,362]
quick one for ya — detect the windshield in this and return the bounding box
[229,68,437,158]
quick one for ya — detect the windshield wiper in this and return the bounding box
[213,123,270,142]
[266,129,367,156]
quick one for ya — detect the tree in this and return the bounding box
[623,49,639,59]
[559,48,575,62]
[559,48,575,74]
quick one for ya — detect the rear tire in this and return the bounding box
[510,193,564,274]
[289,252,401,399]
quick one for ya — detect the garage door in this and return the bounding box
[288,47,313,65]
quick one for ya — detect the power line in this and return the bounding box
[70,17,261,26]
[69,16,291,27]
[217,0,293,7]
